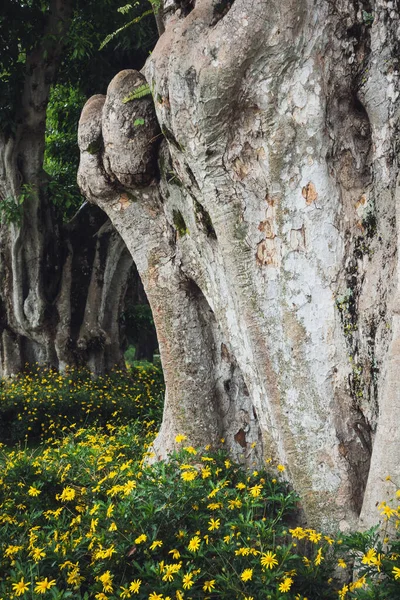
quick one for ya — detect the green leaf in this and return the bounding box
[133,117,145,126]
[123,83,151,103]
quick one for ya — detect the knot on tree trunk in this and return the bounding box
[78,70,160,203]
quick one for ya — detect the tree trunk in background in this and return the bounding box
[0,197,134,376]
[78,0,400,531]
[0,0,134,376]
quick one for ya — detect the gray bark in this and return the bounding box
[78,0,400,531]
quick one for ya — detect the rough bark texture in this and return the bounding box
[78,0,400,531]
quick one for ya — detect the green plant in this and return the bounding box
[0,431,344,599]
[123,82,152,103]
[100,7,154,50]
[173,209,188,237]
[362,11,374,26]
[0,183,37,225]
[0,364,164,444]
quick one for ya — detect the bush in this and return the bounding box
[1,367,400,599]
[0,364,164,444]
[0,429,342,600]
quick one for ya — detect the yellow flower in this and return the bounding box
[120,586,132,599]
[129,579,142,593]
[5,545,23,557]
[248,484,262,497]
[30,547,46,562]
[289,527,307,539]
[207,502,222,510]
[175,434,187,443]
[149,593,163,600]
[162,563,181,582]
[208,517,220,531]
[181,470,197,482]
[34,578,56,594]
[260,551,278,569]
[337,559,347,568]
[393,566,400,580]
[278,577,293,593]
[240,568,253,582]
[373,553,383,571]
[109,522,117,531]
[28,486,41,497]
[57,486,76,502]
[235,547,251,556]
[228,498,242,510]
[168,549,181,560]
[381,504,397,519]
[98,570,114,593]
[203,580,215,592]
[188,535,201,552]
[277,464,286,472]
[182,573,194,589]
[350,575,367,590]
[183,446,197,455]
[308,530,322,543]
[12,578,30,597]
[362,548,377,565]
[67,567,83,586]
[134,534,147,544]
[150,540,163,550]
[314,547,324,565]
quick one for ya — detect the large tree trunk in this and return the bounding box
[77,0,400,531]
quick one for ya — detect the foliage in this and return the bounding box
[121,305,155,347]
[0,0,157,133]
[123,83,152,104]
[100,0,162,51]
[173,210,188,237]
[362,11,374,26]
[100,9,154,51]
[0,376,400,599]
[1,0,158,222]
[44,85,87,219]
[0,429,340,600]
[335,495,400,599]
[0,364,164,444]
[0,184,36,225]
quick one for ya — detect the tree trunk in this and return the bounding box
[0,0,136,376]
[77,0,400,531]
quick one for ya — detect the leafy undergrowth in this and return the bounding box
[0,364,164,444]
[0,429,333,600]
[0,367,400,599]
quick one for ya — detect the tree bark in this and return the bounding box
[77,0,400,531]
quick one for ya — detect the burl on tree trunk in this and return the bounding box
[78,0,400,531]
